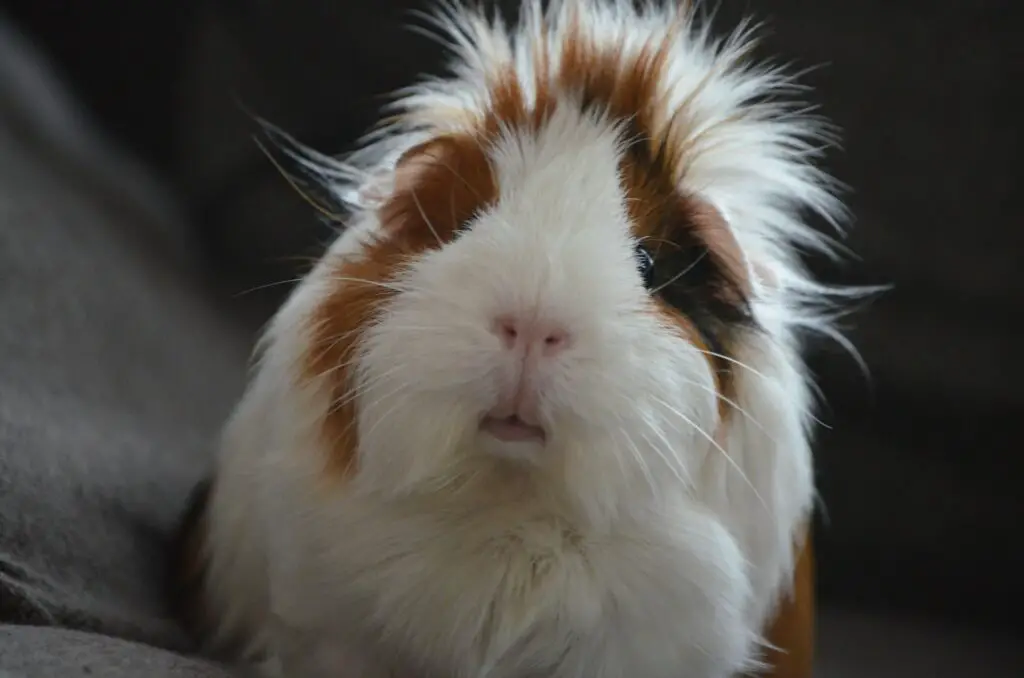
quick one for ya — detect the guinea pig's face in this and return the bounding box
[306,107,757,516]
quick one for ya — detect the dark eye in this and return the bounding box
[635,242,655,289]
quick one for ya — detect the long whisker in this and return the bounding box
[325,273,475,316]
[651,249,709,296]
[328,275,415,295]
[324,274,481,323]
[328,364,407,412]
[675,375,779,446]
[749,330,834,426]
[610,393,691,488]
[360,388,413,442]
[254,134,345,224]
[410,187,444,248]
[636,425,691,489]
[652,395,769,511]
[693,346,829,427]
[234,276,306,297]
[614,422,659,501]
[327,376,414,461]
[305,328,372,383]
[693,348,770,381]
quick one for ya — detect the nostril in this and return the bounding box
[541,329,570,356]
[495,317,519,348]
[544,332,565,347]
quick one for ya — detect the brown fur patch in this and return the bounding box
[303,135,498,476]
[758,530,816,678]
[685,199,752,300]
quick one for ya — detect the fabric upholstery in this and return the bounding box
[0,13,249,654]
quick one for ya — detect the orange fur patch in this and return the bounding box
[685,199,752,300]
[758,530,816,678]
[303,136,497,476]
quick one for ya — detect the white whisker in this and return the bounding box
[696,345,829,428]
[676,374,779,446]
[328,364,407,412]
[610,393,692,489]
[360,389,413,442]
[694,348,770,381]
[614,423,659,500]
[235,276,306,297]
[410,187,445,248]
[651,395,769,512]
[328,275,415,295]
[651,249,709,296]
[327,376,415,462]
[637,426,692,489]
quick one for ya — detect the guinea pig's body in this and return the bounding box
[177,1,849,677]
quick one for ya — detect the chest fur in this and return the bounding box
[292,495,751,678]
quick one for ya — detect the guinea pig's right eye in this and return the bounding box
[634,243,655,289]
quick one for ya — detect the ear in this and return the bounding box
[348,169,394,210]
[687,198,754,299]
[689,198,781,299]
[349,138,459,210]
[751,260,779,292]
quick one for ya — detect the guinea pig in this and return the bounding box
[174,1,852,677]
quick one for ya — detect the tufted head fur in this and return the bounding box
[183,1,855,676]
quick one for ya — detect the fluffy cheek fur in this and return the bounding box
[352,225,720,525]
[698,322,816,632]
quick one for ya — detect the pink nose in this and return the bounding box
[493,315,570,356]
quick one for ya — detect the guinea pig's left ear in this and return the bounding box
[349,137,458,210]
[349,171,394,210]
[690,198,785,300]
[688,198,757,298]
[348,156,408,210]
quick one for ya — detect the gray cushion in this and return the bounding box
[3,611,1023,678]
[0,12,249,654]
[0,626,231,678]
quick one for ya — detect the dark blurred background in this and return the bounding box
[2,0,1021,642]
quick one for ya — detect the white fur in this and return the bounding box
[199,1,849,677]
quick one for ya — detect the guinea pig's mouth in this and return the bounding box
[479,414,547,444]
